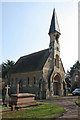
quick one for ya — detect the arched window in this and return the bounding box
[57,47,59,51]
[28,77,29,85]
[56,35,59,44]
[19,80,23,93]
[15,78,18,85]
[12,78,13,84]
[56,54,59,68]
[34,77,36,84]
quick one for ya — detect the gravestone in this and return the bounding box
[11,82,36,110]
[5,85,10,107]
[17,83,19,94]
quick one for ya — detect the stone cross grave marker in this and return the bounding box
[5,85,10,106]
[5,85,10,96]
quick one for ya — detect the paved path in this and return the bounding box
[39,96,80,119]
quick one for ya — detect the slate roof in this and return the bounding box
[49,8,60,35]
[9,49,50,74]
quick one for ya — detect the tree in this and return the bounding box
[69,61,80,78]
[66,61,80,92]
[2,60,15,79]
[65,70,71,87]
[65,70,71,92]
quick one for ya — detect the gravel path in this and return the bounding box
[39,96,80,119]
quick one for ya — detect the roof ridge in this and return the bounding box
[20,48,49,58]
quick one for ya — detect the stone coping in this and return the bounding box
[11,93,36,97]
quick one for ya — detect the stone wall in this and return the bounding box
[8,71,42,99]
[42,54,66,98]
[8,54,66,99]
[43,53,54,99]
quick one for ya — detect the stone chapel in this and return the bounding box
[8,8,67,99]
[71,65,80,91]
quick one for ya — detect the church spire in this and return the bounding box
[49,8,60,35]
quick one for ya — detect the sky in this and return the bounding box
[1,1,78,72]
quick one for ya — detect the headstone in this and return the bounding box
[5,85,10,95]
[5,85,10,106]
[17,83,19,94]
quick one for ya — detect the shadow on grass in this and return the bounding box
[2,103,65,119]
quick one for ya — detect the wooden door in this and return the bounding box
[54,82,58,95]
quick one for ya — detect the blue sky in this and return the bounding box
[1,1,78,72]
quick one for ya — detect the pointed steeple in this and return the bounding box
[49,8,60,35]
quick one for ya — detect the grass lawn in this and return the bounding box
[2,105,11,110]
[2,102,65,119]
[75,99,80,106]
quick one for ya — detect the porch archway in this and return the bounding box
[53,74,61,95]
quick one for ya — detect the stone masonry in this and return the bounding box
[7,8,67,99]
